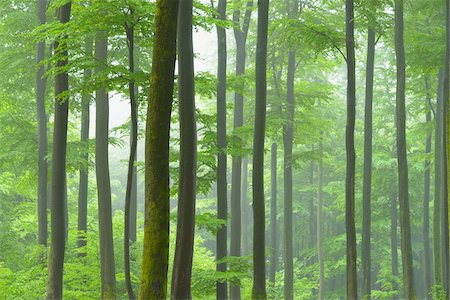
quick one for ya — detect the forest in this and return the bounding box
[0,0,449,299]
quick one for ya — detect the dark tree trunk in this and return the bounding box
[124,18,137,300]
[36,0,48,248]
[77,37,93,252]
[442,1,450,296]
[171,0,197,298]
[361,26,375,300]
[95,31,117,299]
[283,47,295,300]
[252,0,269,298]
[46,3,71,299]
[241,156,249,256]
[215,0,228,298]
[434,70,444,290]
[269,143,277,284]
[231,3,252,297]
[345,0,357,298]
[308,161,315,266]
[394,1,415,298]
[138,0,179,298]
[423,76,433,299]
[318,134,325,300]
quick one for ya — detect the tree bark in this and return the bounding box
[394,1,415,298]
[269,143,277,284]
[124,18,137,300]
[361,25,375,300]
[46,3,71,299]
[215,0,228,298]
[308,161,315,266]
[171,0,197,298]
[252,0,269,298]
[36,0,48,248]
[241,156,249,256]
[423,75,433,299]
[231,3,252,297]
[138,0,179,298]
[391,184,399,294]
[345,0,357,298]
[77,37,93,252]
[435,69,444,290]
[283,47,295,300]
[95,31,117,299]
[318,134,325,300]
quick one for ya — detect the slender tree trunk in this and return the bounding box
[241,156,249,256]
[171,1,197,298]
[345,0,357,298]
[138,0,179,298]
[423,76,433,299]
[252,0,269,298]
[215,0,228,298]
[318,134,325,300]
[231,4,252,297]
[124,20,137,300]
[77,37,93,252]
[394,1,415,298]
[36,0,48,248]
[283,47,295,300]
[391,184,399,295]
[362,25,375,300]
[443,1,450,296]
[270,143,277,284]
[46,3,71,299]
[308,161,315,266]
[435,70,444,292]
[95,31,117,300]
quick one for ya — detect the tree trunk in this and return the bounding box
[231,3,252,297]
[36,0,48,248]
[308,161,315,266]
[215,0,228,298]
[77,37,93,252]
[95,31,117,299]
[361,25,375,300]
[318,134,325,300]
[241,156,249,256]
[124,20,137,300]
[283,47,295,300]
[138,0,179,298]
[171,0,197,298]
[435,70,444,292]
[394,1,415,298]
[252,0,269,298]
[269,143,277,284]
[423,75,433,299]
[345,0,357,298]
[391,186,399,294]
[46,3,71,299]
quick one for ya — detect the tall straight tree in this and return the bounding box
[241,156,249,256]
[231,2,252,297]
[214,0,228,298]
[46,2,71,299]
[317,133,324,300]
[77,37,93,251]
[171,0,197,298]
[283,1,299,298]
[95,31,117,299]
[423,76,433,299]
[252,0,269,298]
[269,143,277,284]
[283,0,299,299]
[345,0,357,298]
[394,0,415,298]
[36,0,48,247]
[138,0,179,298]
[442,0,450,295]
[434,70,444,290]
[124,9,137,299]
[361,14,376,299]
